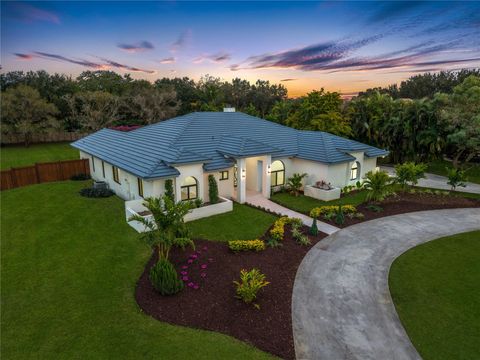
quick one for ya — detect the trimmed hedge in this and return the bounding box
[228,239,266,252]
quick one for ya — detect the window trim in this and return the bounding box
[91,156,95,172]
[270,160,285,187]
[137,178,144,197]
[350,161,360,181]
[220,170,229,181]
[112,166,120,184]
[102,161,105,178]
[180,176,198,201]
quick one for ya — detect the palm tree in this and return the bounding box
[287,173,307,196]
[129,195,194,261]
[363,170,392,203]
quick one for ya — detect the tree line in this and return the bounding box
[1,69,479,167]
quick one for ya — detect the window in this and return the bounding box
[102,161,105,177]
[270,160,285,187]
[350,161,360,180]
[181,176,198,201]
[220,170,229,180]
[112,166,120,184]
[233,165,238,187]
[91,156,95,172]
[137,178,144,197]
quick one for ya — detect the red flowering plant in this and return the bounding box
[179,245,213,290]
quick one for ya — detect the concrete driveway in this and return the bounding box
[292,208,480,360]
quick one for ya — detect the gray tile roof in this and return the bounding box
[71,111,388,179]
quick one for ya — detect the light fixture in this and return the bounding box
[241,168,246,179]
[267,164,271,174]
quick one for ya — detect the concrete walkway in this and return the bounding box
[245,191,339,235]
[380,166,480,194]
[292,208,480,360]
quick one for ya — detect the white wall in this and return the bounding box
[203,168,234,202]
[174,163,205,202]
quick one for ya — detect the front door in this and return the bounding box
[257,160,263,192]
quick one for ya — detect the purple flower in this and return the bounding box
[193,285,199,290]
[200,272,207,278]
[190,254,198,259]
[187,259,193,264]
[180,271,188,275]
[200,264,207,269]
[182,276,189,281]
[181,265,188,269]
[208,258,214,262]
[187,282,194,287]
[203,246,208,251]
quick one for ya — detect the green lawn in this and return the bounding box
[1,142,79,169]
[270,190,368,214]
[188,202,277,241]
[1,181,273,359]
[389,231,480,360]
[427,159,480,184]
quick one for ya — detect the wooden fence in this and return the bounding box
[1,132,88,145]
[1,159,90,191]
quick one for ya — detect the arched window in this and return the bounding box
[350,161,360,180]
[181,176,198,201]
[271,160,285,187]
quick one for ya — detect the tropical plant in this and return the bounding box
[149,258,183,295]
[334,205,345,225]
[394,162,427,189]
[287,173,307,196]
[233,268,270,308]
[165,179,174,201]
[269,217,288,245]
[446,167,467,190]
[208,174,219,204]
[309,217,319,236]
[363,170,392,203]
[129,195,194,261]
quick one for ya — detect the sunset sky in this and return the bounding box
[2,1,479,97]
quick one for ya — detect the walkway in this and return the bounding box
[381,166,480,194]
[245,191,339,235]
[292,208,480,360]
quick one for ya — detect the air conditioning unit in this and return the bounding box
[93,181,108,190]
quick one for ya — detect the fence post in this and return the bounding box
[34,163,41,184]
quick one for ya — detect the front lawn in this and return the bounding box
[1,181,272,359]
[187,203,277,241]
[1,142,79,169]
[389,231,480,360]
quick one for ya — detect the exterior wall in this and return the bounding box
[79,150,164,200]
[203,167,234,202]
[291,158,329,188]
[174,163,205,203]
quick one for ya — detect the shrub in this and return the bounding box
[228,240,266,252]
[71,173,91,181]
[292,227,311,246]
[149,258,184,296]
[310,205,357,218]
[394,162,427,188]
[269,217,288,244]
[334,205,345,225]
[165,179,174,201]
[194,198,203,208]
[287,173,307,196]
[79,187,114,198]
[208,174,219,204]
[309,218,319,236]
[233,268,269,308]
[363,170,392,203]
[446,167,467,191]
[366,204,383,212]
[287,217,303,229]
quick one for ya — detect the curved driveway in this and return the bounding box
[292,208,480,360]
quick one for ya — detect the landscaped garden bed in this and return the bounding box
[136,224,327,360]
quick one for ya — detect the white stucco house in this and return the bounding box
[71,109,387,226]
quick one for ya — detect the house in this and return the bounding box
[71,109,388,206]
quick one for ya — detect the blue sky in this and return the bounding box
[1,1,479,96]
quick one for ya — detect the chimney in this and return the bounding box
[223,107,235,112]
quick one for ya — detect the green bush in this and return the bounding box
[363,170,392,203]
[394,162,427,188]
[165,179,174,201]
[292,227,311,246]
[446,167,467,190]
[233,268,269,308]
[71,173,91,181]
[149,258,184,296]
[79,187,114,198]
[334,205,345,225]
[309,217,319,236]
[194,198,203,208]
[228,240,266,252]
[208,174,219,204]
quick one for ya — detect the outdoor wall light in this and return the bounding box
[241,168,246,179]
[267,164,271,174]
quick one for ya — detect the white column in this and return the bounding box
[174,177,182,202]
[262,155,272,198]
[237,158,246,204]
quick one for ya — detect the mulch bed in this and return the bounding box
[329,192,480,228]
[136,225,327,359]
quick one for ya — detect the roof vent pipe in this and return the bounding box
[223,107,235,112]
